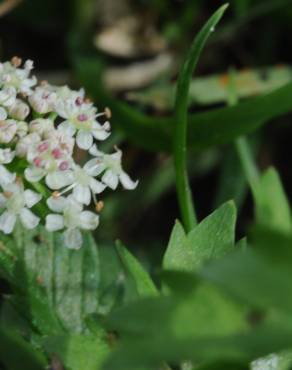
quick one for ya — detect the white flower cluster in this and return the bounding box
[0,57,137,249]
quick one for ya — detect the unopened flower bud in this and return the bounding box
[9,99,30,120]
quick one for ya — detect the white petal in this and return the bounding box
[72,185,91,205]
[111,150,122,162]
[47,196,67,213]
[0,211,16,234]
[45,171,73,190]
[0,165,16,185]
[0,107,7,120]
[76,130,93,150]
[0,194,7,208]
[102,170,119,190]
[66,195,83,212]
[84,158,105,177]
[24,189,42,208]
[25,167,45,183]
[20,208,40,229]
[92,121,111,140]
[79,211,99,230]
[89,144,103,157]
[89,178,106,194]
[45,214,64,231]
[57,120,76,136]
[0,148,15,164]
[119,172,138,190]
[64,228,82,249]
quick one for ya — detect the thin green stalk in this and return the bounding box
[173,4,229,232]
[235,136,260,193]
[173,114,197,231]
[227,69,260,194]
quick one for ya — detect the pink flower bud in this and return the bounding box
[51,148,62,159]
[75,97,83,106]
[37,142,49,153]
[78,114,88,122]
[59,161,69,171]
[33,157,42,167]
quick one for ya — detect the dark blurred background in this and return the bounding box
[1,0,292,263]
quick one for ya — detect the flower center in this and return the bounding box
[6,192,25,213]
[77,113,88,122]
[63,206,80,228]
[74,167,91,186]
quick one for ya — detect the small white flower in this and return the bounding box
[56,85,85,102]
[15,120,29,138]
[0,166,16,186]
[25,134,74,189]
[55,161,106,205]
[29,85,57,114]
[0,106,7,120]
[0,181,41,234]
[0,119,17,143]
[56,98,110,150]
[89,145,138,190]
[16,132,41,157]
[0,148,16,186]
[0,59,37,95]
[0,86,17,107]
[29,118,55,138]
[8,99,30,120]
[0,148,15,164]
[46,195,99,249]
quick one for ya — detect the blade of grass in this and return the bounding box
[174,3,229,231]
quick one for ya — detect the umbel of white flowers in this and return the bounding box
[0,57,138,249]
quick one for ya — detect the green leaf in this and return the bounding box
[163,202,236,272]
[104,325,292,370]
[0,325,47,370]
[160,270,199,296]
[163,220,188,270]
[44,334,110,370]
[200,238,292,315]
[103,277,292,370]
[104,282,246,339]
[214,146,248,209]
[76,57,292,152]
[173,3,229,230]
[175,3,228,129]
[116,241,158,298]
[51,232,100,332]
[0,232,63,336]
[253,168,292,233]
[126,65,292,110]
[0,225,100,334]
[187,81,292,151]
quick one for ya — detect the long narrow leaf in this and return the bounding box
[173,4,229,230]
[76,62,292,152]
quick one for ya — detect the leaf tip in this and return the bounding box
[221,3,229,12]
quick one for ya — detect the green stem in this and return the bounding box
[173,4,229,231]
[227,69,260,194]
[30,181,49,199]
[235,136,260,194]
[48,112,58,121]
[174,113,197,232]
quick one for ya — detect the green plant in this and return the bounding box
[1,2,292,370]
